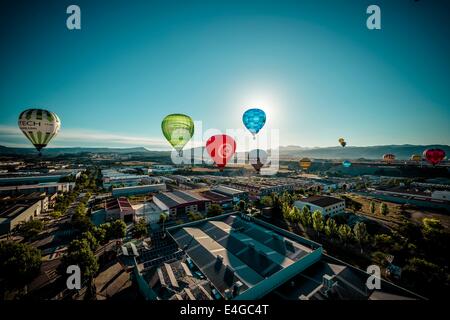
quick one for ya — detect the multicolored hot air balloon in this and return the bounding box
[242,108,266,139]
[423,148,446,166]
[299,157,312,171]
[342,160,352,168]
[383,153,396,164]
[18,108,61,155]
[205,134,236,171]
[410,154,422,162]
[248,149,268,174]
[338,138,347,147]
[161,114,194,156]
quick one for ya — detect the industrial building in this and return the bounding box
[132,212,424,301]
[212,185,249,202]
[198,190,234,209]
[0,170,82,186]
[0,182,75,195]
[0,198,43,235]
[153,190,212,219]
[294,196,345,218]
[111,184,166,197]
[105,197,135,222]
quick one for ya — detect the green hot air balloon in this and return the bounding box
[18,108,61,156]
[161,114,194,156]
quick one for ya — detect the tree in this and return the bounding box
[260,196,273,208]
[81,231,99,251]
[134,219,148,238]
[49,211,62,219]
[338,224,353,245]
[373,234,394,252]
[353,222,369,253]
[324,218,338,239]
[159,213,168,231]
[238,200,246,212]
[91,226,107,244]
[72,211,92,232]
[299,206,311,228]
[290,207,301,223]
[0,242,42,290]
[15,219,44,239]
[369,201,376,215]
[107,220,127,240]
[402,257,447,296]
[380,203,389,216]
[312,210,324,238]
[60,239,99,281]
[207,204,223,217]
[282,203,292,221]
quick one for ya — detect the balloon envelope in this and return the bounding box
[161,114,194,153]
[423,149,445,166]
[18,108,61,152]
[299,157,311,170]
[338,138,345,143]
[383,153,396,163]
[248,149,268,173]
[205,135,236,170]
[410,154,422,162]
[242,108,266,136]
[340,141,347,147]
[342,160,352,168]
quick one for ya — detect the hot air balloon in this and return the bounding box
[338,138,347,147]
[342,160,352,168]
[248,149,268,174]
[410,154,422,162]
[242,108,266,139]
[161,114,194,156]
[383,153,396,164]
[299,158,311,171]
[205,134,236,171]
[423,148,446,166]
[18,108,61,156]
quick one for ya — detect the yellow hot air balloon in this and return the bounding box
[410,154,421,162]
[299,157,312,170]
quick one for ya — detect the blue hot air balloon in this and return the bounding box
[243,108,266,139]
[342,160,352,168]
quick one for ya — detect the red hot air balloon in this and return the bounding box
[205,135,237,171]
[423,148,446,166]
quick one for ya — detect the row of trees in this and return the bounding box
[282,204,369,252]
[369,201,389,216]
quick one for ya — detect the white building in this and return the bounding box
[294,196,345,218]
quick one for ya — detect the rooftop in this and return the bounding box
[298,195,344,208]
[168,214,321,298]
[154,190,209,208]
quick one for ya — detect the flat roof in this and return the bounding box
[154,190,209,208]
[298,195,344,207]
[0,199,39,220]
[169,214,316,296]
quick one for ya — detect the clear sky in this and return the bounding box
[1,0,449,150]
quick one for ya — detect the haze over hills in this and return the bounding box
[1,144,448,160]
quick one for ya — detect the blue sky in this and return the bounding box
[1,0,449,150]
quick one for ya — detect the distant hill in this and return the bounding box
[276,144,450,160]
[0,144,449,160]
[0,145,169,156]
